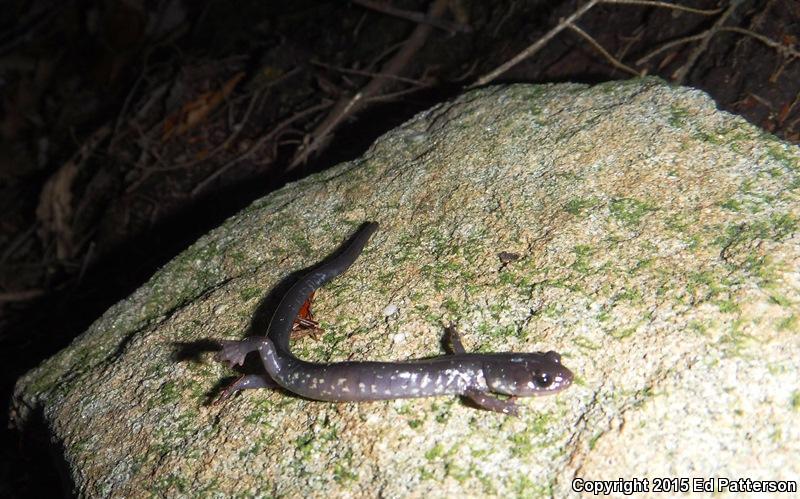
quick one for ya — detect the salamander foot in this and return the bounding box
[464,387,520,416]
[215,337,269,367]
[214,374,278,404]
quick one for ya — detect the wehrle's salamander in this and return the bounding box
[216,222,573,415]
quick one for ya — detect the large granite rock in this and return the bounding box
[12,78,800,497]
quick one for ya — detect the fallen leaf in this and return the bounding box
[162,72,245,141]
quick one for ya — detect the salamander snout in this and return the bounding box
[484,353,573,396]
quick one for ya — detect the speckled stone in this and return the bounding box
[12,78,800,498]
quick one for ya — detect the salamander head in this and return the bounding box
[483,351,573,396]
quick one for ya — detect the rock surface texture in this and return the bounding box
[12,79,800,497]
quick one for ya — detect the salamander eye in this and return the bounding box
[534,372,552,388]
[545,351,561,364]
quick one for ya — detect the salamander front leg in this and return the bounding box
[444,324,467,354]
[464,387,519,416]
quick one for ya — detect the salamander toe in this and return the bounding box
[215,340,250,367]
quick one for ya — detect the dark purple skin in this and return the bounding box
[216,222,573,415]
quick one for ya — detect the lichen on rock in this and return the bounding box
[12,78,800,497]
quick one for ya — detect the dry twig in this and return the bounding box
[672,2,739,83]
[602,0,722,16]
[636,32,707,66]
[365,84,430,104]
[636,14,799,76]
[312,59,429,86]
[719,26,800,60]
[350,0,469,33]
[194,101,333,195]
[0,289,45,304]
[567,22,642,76]
[470,0,602,87]
[288,0,450,170]
[473,0,731,87]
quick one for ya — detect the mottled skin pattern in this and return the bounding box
[216,222,573,415]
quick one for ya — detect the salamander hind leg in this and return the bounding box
[214,374,278,404]
[215,336,271,367]
[464,387,519,416]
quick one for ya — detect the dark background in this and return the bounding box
[1,0,798,496]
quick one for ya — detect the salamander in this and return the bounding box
[216,222,573,415]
